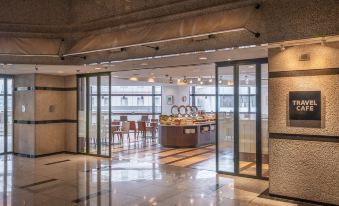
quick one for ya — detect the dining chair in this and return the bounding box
[137,121,147,140]
[129,121,137,140]
[120,115,128,121]
[111,121,121,144]
[147,122,158,139]
[120,121,131,142]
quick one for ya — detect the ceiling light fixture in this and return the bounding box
[189,79,193,84]
[200,81,204,85]
[245,75,249,85]
[183,76,188,84]
[140,62,148,66]
[148,77,155,83]
[129,75,138,81]
[209,77,213,83]
[197,76,201,81]
[280,44,286,51]
[199,57,208,60]
[95,67,101,70]
[169,77,173,84]
[218,76,222,84]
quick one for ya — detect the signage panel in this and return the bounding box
[289,91,321,127]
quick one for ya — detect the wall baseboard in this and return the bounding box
[12,151,78,158]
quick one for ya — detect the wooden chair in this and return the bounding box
[111,121,121,144]
[147,122,158,139]
[129,121,137,140]
[137,121,147,140]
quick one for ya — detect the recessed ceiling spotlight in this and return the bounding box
[227,58,231,61]
[189,79,193,84]
[208,77,213,83]
[140,62,148,66]
[95,67,101,70]
[129,76,138,81]
[280,44,286,51]
[199,57,208,60]
[147,77,155,83]
[197,76,202,81]
[218,76,222,84]
[200,81,204,85]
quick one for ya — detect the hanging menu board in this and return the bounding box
[289,91,321,128]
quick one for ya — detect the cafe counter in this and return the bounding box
[159,123,215,147]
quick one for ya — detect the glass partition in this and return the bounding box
[77,74,111,157]
[239,64,257,176]
[216,66,234,173]
[0,77,13,154]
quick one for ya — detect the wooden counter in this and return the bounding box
[159,123,215,147]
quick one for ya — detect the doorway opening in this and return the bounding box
[0,76,13,155]
[76,58,268,179]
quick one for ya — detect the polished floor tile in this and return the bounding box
[0,141,300,206]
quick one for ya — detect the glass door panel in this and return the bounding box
[7,79,13,152]
[239,64,257,176]
[261,63,269,177]
[217,66,234,173]
[77,74,111,157]
[100,75,110,156]
[0,79,4,153]
[78,77,87,153]
[89,77,98,155]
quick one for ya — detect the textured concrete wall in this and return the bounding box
[268,42,339,205]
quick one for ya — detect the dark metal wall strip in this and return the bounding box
[72,190,109,203]
[14,119,77,124]
[269,68,339,78]
[19,179,58,189]
[14,87,77,91]
[269,133,339,143]
[45,159,71,165]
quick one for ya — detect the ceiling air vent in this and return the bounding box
[299,53,310,61]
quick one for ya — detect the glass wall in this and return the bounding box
[110,86,161,121]
[239,64,257,176]
[216,66,235,173]
[77,74,111,157]
[216,59,268,179]
[0,77,13,154]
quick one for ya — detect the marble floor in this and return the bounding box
[0,148,301,206]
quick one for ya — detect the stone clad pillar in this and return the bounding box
[268,41,339,205]
[13,74,77,157]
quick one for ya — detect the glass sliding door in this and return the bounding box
[77,73,111,157]
[216,66,235,173]
[216,59,268,179]
[238,64,257,176]
[0,76,13,154]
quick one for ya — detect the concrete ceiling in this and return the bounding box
[0,44,267,75]
[0,0,337,66]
